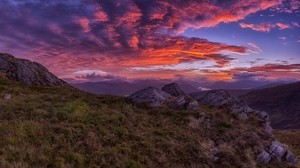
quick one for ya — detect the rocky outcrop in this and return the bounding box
[257,141,297,164]
[191,90,253,119]
[162,83,185,97]
[170,96,199,110]
[127,87,171,107]
[0,53,66,86]
[191,90,234,107]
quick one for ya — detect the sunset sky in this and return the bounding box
[0,0,299,84]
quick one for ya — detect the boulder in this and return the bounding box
[162,83,185,97]
[170,96,199,110]
[258,140,297,164]
[285,150,298,164]
[269,141,287,161]
[257,111,270,122]
[127,87,171,107]
[191,90,234,107]
[191,90,252,119]
[4,93,12,100]
[257,150,272,164]
[187,100,199,110]
[0,53,66,86]
[264,122,273,135]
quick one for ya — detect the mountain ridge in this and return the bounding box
[0,53,67,86]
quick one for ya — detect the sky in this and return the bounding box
[0,0,299,85]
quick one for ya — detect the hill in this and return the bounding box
[0,75,298,167]
[240,82,300,129]
[0,54,298,167]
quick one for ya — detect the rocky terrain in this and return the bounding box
[0,53,66,86]
[0,54,298,167]
[127,82,298,165]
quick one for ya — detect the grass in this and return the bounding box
[0,75,297,167]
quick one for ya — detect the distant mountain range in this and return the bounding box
[71,80,291,96]
[72,80,200,96]
[240,82,300,129]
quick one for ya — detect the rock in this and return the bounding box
[258,140,298,165]
[170,96,199,110]
[162,83,185,97]
[264,122,273,135]
[127,87,171,107]
[257,150,272,164]
[191,90,234,107]
[257,111,270,122]
[0,53,67,86]
[170,96,186,109]
[4,94,12,100]
[269,141,287,161]
[285,150,297,164]
[191,90,252,119]
[187,100,199,110]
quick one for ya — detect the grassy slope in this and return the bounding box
[240,82,300,129]
[274,130,300,168]
[0,76,296,168]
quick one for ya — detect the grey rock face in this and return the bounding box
[162,83,185,97]
[127,87,171,107]
[170,96,199,110]
[191,90,252,119]
[191,90,235,107]
[0,53,66,86]
[4,94,12,100]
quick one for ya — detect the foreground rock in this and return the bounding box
[162,83,185,97]
[257,141,297,164]
[0,53,66,86]
[170,96,199,110]
[3,94,12,100]
[127,87,171,107]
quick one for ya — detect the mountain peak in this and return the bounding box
[0,53,66,86]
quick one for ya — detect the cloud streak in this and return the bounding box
[239,22,290,32]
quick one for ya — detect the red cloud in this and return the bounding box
[276,22,290,29]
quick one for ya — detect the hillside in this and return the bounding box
[1,74,298,167]
[240,82,300,129]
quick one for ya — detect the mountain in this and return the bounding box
[226,83,288,97]
[240,82,300,129]
[0,53,66,86]
[0,53,298,167]
[72,80,199,96]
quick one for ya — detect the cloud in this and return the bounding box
[69,72,127,83]
[239,22,290,32]
[239,23,274,32]
[0,0,294,82]
[271,0,300,13]
[276,22,290,30]
[247,42,262,53]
